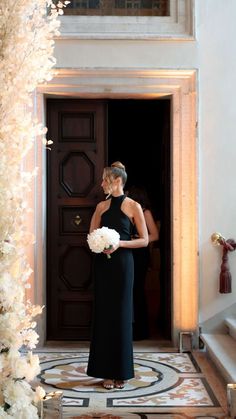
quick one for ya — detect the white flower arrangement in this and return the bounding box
[87,227,120,259]
[0,0,69,416]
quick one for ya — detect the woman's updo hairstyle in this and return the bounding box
[103,161,127,187]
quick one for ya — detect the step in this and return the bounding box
[201,333,236,383]
[225,317,236,340]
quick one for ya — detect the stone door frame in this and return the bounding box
[33,68,198,346]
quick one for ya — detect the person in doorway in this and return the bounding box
[127,186,159,340]
[86,162,148,390]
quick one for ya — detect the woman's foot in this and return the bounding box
[102,379,114,390]
[114,380,125,389]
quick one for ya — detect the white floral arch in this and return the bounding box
[0,1,68,416]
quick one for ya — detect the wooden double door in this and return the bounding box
[46,98,171,341]
[46,99,107,340]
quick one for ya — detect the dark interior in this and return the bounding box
[107,99,171,339]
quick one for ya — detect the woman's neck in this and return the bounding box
[112,189,124,197]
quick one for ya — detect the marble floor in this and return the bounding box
[34,341,229,419]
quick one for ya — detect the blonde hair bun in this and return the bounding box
[111,161,126,171]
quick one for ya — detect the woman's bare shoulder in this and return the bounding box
[124,196,135,207]
[96,199,110,213]
[124,197,142,212]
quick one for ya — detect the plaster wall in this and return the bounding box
[43,0,236,329]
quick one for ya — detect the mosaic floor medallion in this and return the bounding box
[36,352,226,418]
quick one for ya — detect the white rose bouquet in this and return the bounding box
[87,227,120,259]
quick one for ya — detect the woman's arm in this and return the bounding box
[144,209,159,243]
[89,202,104,232]
[120,202,148,249]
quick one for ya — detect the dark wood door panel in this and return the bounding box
[58,299,93,340]
[58,150,97,198]
[47,99,107,340]
[59,243,92,291]
[59,112,95,142]
[48,297,94,340]
[59,205,94,235]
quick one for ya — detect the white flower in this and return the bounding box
[87,227,120,256]
[8,403,39,418]
[0,273,24,310]
[3,379,34,407]
[0,313,22,350]
[0,406,9,418]
[0,241,14,256]
[21,329,39,349]
[7,350,40,382]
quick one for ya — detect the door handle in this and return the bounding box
[73,214,82,226]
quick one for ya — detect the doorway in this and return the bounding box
[107,99,171,339]
[36,69,197,346]
[46,98,171,340]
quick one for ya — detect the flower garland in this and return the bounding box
[0,1,69,417]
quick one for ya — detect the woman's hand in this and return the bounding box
[103,242,120,255]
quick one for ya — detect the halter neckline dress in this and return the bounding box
[87,194,134,380]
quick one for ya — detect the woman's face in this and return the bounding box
[101,174,113,194]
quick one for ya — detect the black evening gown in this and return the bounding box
[87,195,134,380]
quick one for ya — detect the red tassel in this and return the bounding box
[219,270,232,293]
[219,248,232,293]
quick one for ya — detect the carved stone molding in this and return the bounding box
[57,0,195,40]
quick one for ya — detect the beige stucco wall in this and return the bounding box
[197,1,236,324]
[44,0,236,331]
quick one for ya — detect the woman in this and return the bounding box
[127,186,159,340]
[87,162,148,390]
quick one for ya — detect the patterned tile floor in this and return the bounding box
[34,349,228,418]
